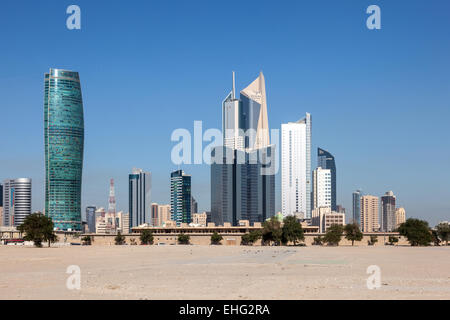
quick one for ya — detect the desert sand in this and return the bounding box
[0,245,449,300]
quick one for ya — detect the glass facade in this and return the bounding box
[44,69,84,231]
[170,170,191,226]
[317,148,336,211]
[129,169,151,230]
[352,190,362,226]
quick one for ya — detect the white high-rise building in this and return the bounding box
[313,167,331,210]
[281,113,312,218]
[2,178,32,227]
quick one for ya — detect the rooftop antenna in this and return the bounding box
[232,71,236,100]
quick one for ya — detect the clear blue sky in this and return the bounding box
[1,0,449,225]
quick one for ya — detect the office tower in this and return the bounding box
[317,148,336,211]
[395,207,406,229]
[44,69,84,231]
[191,196,198,215]
[336,205,346,213]
[281,113,312,218]
[86,206,96,233]
[361,195,379,232]
[158,204,171,226]
[105,178,117,233]
[312,167,331,210]
[2,178,32,227]
[211,73,275,226]
[205,211,212,224]
[352,190,362,226]
[381,191,396,232]
[115,211,123,232]
[121,212,130,233]
[129,168,151,228]
[171,170,191,226]
[95,207,106,234]
[151,203,159,226]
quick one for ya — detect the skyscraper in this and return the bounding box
[151,203,159,227]
[2,178,32,227]
[85,206,96,233]
[317,148,336,211]
[129,168,151,228]
[312,167,331,210]
[361,195,379,232]
[352,190,362,226]
[281,113,312,218]
[381,191,396,232]
[191,196,198,215]
[211,72,275,226]
[171,170,191,226]
[44,69,84,231]
[395,207,406,229]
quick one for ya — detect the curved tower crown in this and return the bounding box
[44,68,84,231]
[240,72,270,149]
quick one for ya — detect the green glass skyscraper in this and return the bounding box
[44,69,84,231]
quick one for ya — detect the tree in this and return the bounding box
[398,218,433,246]
[281,215,304,246]
[115,231,126,245]
[431,230,441,246]
[81,236,92,245]
[436,223,450,246]
[241,230,262,246]
[313,236,323,246]
[140,229,154,245]
[262,216,282,246]
[368,235,378,246]
[344,223,363,246]
[323,224,344,246]
[388,236,399,245]
[210,232,223,245]
[18,213,57,248]
[178,233,190,245]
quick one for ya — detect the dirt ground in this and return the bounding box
[0,245,449,300]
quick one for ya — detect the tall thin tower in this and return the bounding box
[107,178,116,231]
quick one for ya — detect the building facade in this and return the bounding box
[312,206,345,233]
[381,191,396,232]
[395,207,406,229]
[352,190,362,226]
[129,168,151,229]
[171,170,191,226]
[192,212,207,226]
[211,72,275,226]
[44,69,84,231]
[317,148,336,211]
[2,178,32,227]
[151,203,159,227]
[312,167,331,210]
[158,204,171,227]
[281,113,312,218]
[361,195,379,232]
[86,206,96,233]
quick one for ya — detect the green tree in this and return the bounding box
[344,223,363,246]
[178,233,190,245]
[17,213,57,248]
[115,231,126,245]
[436,223,450,246]
[398,218,433,246]
[368,235,378,246]
[262,216,282,246]
[388,236,399,245]
[323,224,344,246]
[241,230,262,246]
[140,229,154,245]
[281,215,305,246]
[431,229,441,246]
[313,236,323,246]
[81,236,92,245]
[210,232,223,245]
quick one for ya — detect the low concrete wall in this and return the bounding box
[72,232,409,247]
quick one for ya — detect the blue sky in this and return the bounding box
[1,0,449,225]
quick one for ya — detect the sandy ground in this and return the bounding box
[0,245,449,300]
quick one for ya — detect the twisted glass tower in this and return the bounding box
[44,69,84,231]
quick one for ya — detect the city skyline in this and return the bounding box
[1,1,450,226]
